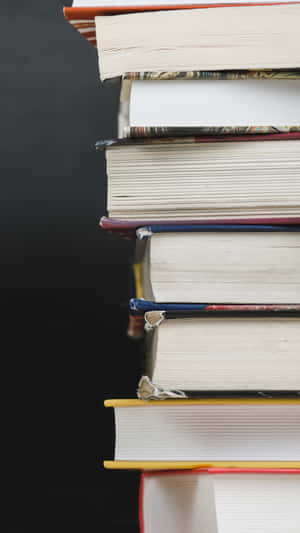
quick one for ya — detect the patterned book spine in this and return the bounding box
[124,69,300,81]
[125,125,300,138]
[96,132,300,150]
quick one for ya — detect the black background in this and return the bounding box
[2,1,140,531]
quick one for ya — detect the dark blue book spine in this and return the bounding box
[142,224,300,234]
[129,299,300,314]
[129,299,208,313]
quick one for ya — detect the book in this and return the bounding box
[140,468,300,533]
[104,398,300,468]
[132,225,300,303]
[64,3,297,48]
[130,305,300,396]
[119,76,300,138]
[96,134,300,221]
[95,5,300,80]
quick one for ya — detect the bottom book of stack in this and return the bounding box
[140,468,300,533]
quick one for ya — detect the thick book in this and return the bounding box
[104,398,300,469]
[64,3,298,49]
[140,468,300,533]
[96,133,300,221]
[119,76,300,138]
[127,304,300,397]
[132,224,300,304]
[94,5,300,80]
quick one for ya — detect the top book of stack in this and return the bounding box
[64,2,300,81]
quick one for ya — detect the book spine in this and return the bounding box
[131,300,300,315]
[136,224,300,236]
[96,132,300,150]
[124,69,300,81]
[130,299,209,313]
[125,126,300,138]
[100,216,300,235]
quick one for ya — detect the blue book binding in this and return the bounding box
[137,224,300,238]
[130,299,209,313]
[129,299,300,314]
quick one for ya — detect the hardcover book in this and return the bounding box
[104,398,300,469]
[129,304,300,397]
[119,76,300,138]
[131,224,300,304]
[140,468,300,533]
[96,134,300,221]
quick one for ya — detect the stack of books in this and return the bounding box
[65,1,300,531]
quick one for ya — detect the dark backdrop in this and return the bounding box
[2,1,140,531]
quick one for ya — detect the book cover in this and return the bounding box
[130,302,300,399]
[106,460,300,469]
[130,300,300,314]
[125,70,300,81]
[96,132,300,151]
[124,125,300,138]
[100,215,300,238]
[130,223,300,311]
